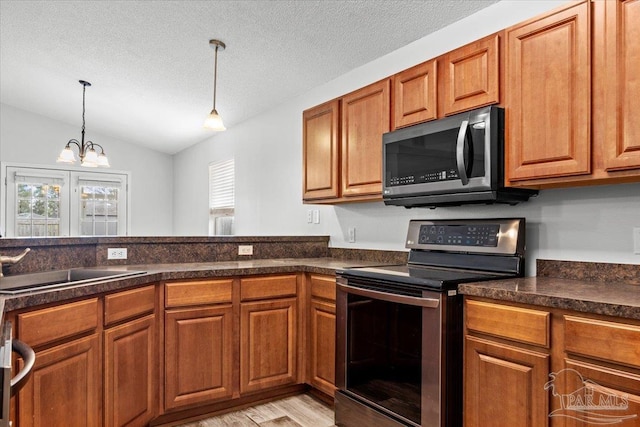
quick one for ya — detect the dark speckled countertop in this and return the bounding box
[2,257,639,322]
[459,259,640,320]
[0,257,389,313]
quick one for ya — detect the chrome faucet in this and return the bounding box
[0,248,31,277]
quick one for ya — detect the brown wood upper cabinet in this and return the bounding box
[392,59,437,129]
[341,79,390,198]
[505,1,591,183]
[302,100,340,200]
[506,0,640,187]
[302,79,390,203]
[440,33,501,117]
[597,0,640,173]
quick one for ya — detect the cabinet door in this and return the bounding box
[17,334,101,427]
[559,359,640,427]
[464,336,550,427]
[104,314,156,427]
[164,305,233,411]
[240,298,297,393]
[303,100,341,201]
[441,33,500,116]
[309,299,336,397]
[341,79,390,198]
[598,0,640,172]
[505,2,591,183]
[392,59,437,129]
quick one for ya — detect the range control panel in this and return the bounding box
[406,218,525,256]
[418,224,500,247]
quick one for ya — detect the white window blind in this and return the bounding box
[209,159,235,212]
[209,159,235,235]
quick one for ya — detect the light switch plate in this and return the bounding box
[348,227,356,243]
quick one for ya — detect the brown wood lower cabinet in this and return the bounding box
[464,297,640,427]
[464,336,550,427]
[308,274,337,397]
[164,305,234,410]
[18,333,102,427]
[104,314,157,427]
[309,299,336,396]
[240,298,297,394]
[104,285,157,427]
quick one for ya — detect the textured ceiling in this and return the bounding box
[0,0,499,154]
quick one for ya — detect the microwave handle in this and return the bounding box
[456,120,470,185]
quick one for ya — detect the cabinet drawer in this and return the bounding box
[240,275,298,301]
[564,315,640,368]
[165,279,233,308]
[104,285,156,326]
[18,298,99,348]
[310,275,336,302]
[466,300,550,347]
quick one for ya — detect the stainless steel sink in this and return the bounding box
[0,269,147,295]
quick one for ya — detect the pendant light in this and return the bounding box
[57,80,110,167]
[204,39,226,131]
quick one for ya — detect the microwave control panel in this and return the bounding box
[388,169,459,187]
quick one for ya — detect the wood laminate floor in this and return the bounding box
[178,394,336,427]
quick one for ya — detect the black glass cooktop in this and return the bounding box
[338,264,513,290]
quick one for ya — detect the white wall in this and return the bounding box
[173,0,640,274]
[0,103,174,236]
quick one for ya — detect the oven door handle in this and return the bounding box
[337,283,440,308]
[11,339,35,394]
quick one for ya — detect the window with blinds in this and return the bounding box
[74,174,126,236]
[12,171,67,237]
[2,164,129,237]
[208,159,235,235]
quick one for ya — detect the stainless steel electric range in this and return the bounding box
[335,218,527,427]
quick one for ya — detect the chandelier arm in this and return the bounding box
[86,141,107,154]
[66,139,81,150]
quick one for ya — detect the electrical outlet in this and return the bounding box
[312,209,320,224]
[348,227,356,243]
[107,248,127,260]
[634,227,640,255]
[307,210,313,224]
[238,245,253,256]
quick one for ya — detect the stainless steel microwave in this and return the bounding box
[382,106,537,208]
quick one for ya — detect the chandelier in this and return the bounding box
[57,80,110,167]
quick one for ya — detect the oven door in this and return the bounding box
[336,277,458,427]
[382,106,499,199]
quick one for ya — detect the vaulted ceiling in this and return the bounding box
[0,0,499,154]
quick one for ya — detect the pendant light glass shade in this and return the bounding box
[204,39,226,131]
[57,145,77,163]
[204,109,226,131]
[82,147,99,167]
[97,152,110,167]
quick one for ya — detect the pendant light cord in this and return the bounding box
[212,44,219,110]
